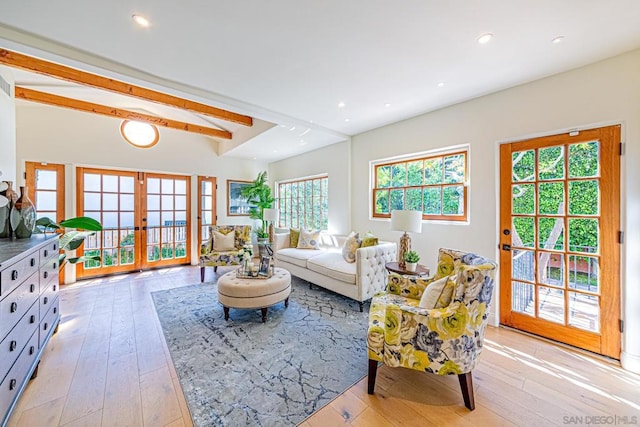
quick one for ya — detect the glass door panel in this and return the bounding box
[198,177,217,250]
[499,126,620,358]
[25,162,65,224]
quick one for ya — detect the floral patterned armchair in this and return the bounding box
[367,248,497,410]
[199,225,252,282]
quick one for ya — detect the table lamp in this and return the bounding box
[263,208,279,243]
[390,209,422,268]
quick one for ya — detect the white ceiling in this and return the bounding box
[2,1,640,161]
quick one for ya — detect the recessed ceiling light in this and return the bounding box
[437,82,445,87]
[477,33,493,44]
[551,35,565,44]
[338,101,346,108]
[344,118,350,123]
[132,14,151,28]
[384,103,391,108]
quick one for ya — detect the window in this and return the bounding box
[25,162,65,223]
[277,175,328,230]
[372,150,468,221]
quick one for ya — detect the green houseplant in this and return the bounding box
[404,250,420,272]
[36,216,103,267]
[240,171,275,236]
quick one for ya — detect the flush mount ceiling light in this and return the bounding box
[551,35,565,44]
[120,120,159,148]
[477,33,494,44]
[132,14,151,28]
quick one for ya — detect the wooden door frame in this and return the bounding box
[25,161,65,222]
[197,176,217,250]
[498,125,621,358]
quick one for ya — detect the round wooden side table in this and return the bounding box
[385,261,430,276]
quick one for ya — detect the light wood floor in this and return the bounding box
[7,266,640,426]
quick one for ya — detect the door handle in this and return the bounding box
[502,244,511,251]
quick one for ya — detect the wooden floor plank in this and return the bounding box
[5,265,639,427]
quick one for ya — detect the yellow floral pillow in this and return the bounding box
[290,228,300,248]
[361,232,379,247]
[342,232,361,263]
[418,274,456,309]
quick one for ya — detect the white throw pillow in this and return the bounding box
[341,232,361,263]
[419,275,456,309]
[297,229,320,249]
[212,230,236,252]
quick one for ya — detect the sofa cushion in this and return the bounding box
[361,232,379,247]
[342,232,361,263]
[213,230,236,251]
[297,229,320,249]
[307,252,356,284]
[276,248,323,267]
[290,228,300,248]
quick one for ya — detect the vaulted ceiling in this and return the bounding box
[1,1,640,161]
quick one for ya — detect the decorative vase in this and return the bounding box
[405,262,417,272]
[10,186,37,239]
[0,181,18,238]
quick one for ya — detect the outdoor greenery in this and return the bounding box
[278,177,328,231]
[512,141,600,253]
[373,152,466,217]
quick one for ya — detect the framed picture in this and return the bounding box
[227,180,251,216]
[258,256,272,276]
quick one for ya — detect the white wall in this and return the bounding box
[350,49,640,372]
[15,104,268,271]
[269,140,350,235]
[0,67,16,182]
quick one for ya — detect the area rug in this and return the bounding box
[151,276,370,426]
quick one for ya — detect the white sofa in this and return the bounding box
[272,231,397,311]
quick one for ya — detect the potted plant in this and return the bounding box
[240,171,275,256]
[404,250,420,272]
[36,216,103,268]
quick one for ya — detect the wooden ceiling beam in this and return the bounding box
[16,86,233,140]
[1,48,253,126]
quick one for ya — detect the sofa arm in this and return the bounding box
[273,232,291,253]
[356,242,397,301]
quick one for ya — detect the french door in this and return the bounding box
[197,176,217,250]
[499,125,621,358]
[76,168,190,279]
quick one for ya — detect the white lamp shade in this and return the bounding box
[263,208,279,222]
[390,209,422,233]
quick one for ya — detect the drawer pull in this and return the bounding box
[43,322,48,331]
[30,283,36,293]
[53,285,57,292]
[30,258,36,267]
[53,244,57,251]
[43,271,48,279]
[53,307,58,314]
[53,263,57,269]
[43,297,49,305]
[10,302,18,313]
[29,346,35,355]
[11,270,18,280]
[9,379,17,391]
[44,250,48,258]
[30,315,36,323]
[10,340,17,351]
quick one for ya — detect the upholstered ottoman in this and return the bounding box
[217,267,291,322]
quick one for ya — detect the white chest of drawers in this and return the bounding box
[0,235,60,427]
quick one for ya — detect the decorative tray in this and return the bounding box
[235,269,273,280]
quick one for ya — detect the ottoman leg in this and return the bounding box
[223,306,230,320]
[284,297,289,308]
[261,308,268,323]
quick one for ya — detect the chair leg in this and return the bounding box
[200,267,205,282]
[358,302,364,312]
[458,372,475,410]
[214,266,218,272]
[367,359,378,394]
